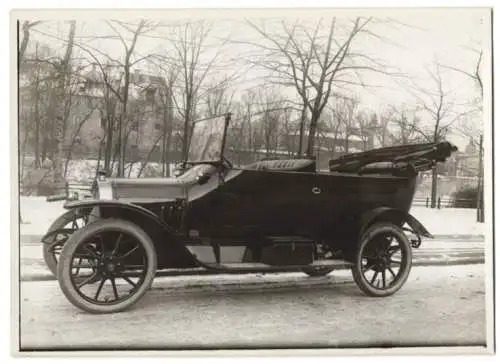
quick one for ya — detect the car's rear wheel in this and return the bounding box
[42,210,91,277]
[57,219,157,314]
[351,222,412,297]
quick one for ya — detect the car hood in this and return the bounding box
[96,164,218,202]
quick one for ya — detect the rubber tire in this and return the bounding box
[351,222,412,297]
[43,210,87,277]
[302,267,334,277]
[57,218,157,314]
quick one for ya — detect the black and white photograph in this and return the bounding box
[10,5,494,356]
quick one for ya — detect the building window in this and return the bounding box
[154,123,162,131]
[131,121,139,131]
[145,88,156,103]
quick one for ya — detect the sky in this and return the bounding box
[19,8,491,150]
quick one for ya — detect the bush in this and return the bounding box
[451,186,481,209]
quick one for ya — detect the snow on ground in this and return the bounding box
[409,206,485,236]
[19,196,66,236]
[18,195,485,237]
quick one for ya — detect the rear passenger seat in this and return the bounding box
[244,159,316,173]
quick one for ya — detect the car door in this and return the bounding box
[209,168,322,237]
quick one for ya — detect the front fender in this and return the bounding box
[63,199,176,234]
[360,207,433,239]
[54,200,198,270]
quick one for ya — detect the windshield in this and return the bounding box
[187,116,227,163]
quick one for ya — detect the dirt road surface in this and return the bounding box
[18,264,487,351]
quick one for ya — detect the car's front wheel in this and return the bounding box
[57,219,157,314]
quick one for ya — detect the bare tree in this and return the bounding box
[19,20,43,62]
[205,77,234,118]
[165,21,225,161]
[443,44,483,105]
[355,111,372,151]
[72,20,158,176]
[53,20,76,186]
[376,110,392,148]
[408,59,469,207]
[20,40,90,177]
[157,68,178,176]
[97,65,120,173]
[280,107,300,157]
[63,104,99,177]
[257,91,283,158]
[380,105,423,146]
[316,107,341,158]
[332,96,359,154]
[443,42,484,221]
[241,90,257,155]
[245,17,394,157]
[19,43,47,170]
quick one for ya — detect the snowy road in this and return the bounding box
[18,264,487,351]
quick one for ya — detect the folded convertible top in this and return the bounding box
[328,141,458,174]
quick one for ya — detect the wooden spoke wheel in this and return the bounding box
[57,219,157,314]
[42,210,91,276]
[352,223,412,297]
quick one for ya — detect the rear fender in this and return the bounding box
[359,207,433,239]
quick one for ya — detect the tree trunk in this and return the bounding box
[19,21,30,63]
[20,127,30,181]
[34,89,41,168]
[182,97,192,161]
[64,114,91,178]
[162,90,173,177]
[138,131,167,177]
[476,134,484,222]
[305,111,320,158]
[162,108,167,177]
[53,20,76,186]
[430,129,440,208]
[344,128,350,154]
[118,67,131,177]
[297,107,306,157]
[104,115,114,172]
[117,115,125,176]
[431,166,438,208]
[95,139,103,179]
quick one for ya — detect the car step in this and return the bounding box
[203,259,352,271]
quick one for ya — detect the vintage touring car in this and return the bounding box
[42,113,457,314]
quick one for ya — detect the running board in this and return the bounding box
[201,259,353,272]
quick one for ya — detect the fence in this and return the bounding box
[414,173,479,198]
[412,196,476,209]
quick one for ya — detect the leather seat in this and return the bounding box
[244,159,316,172]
